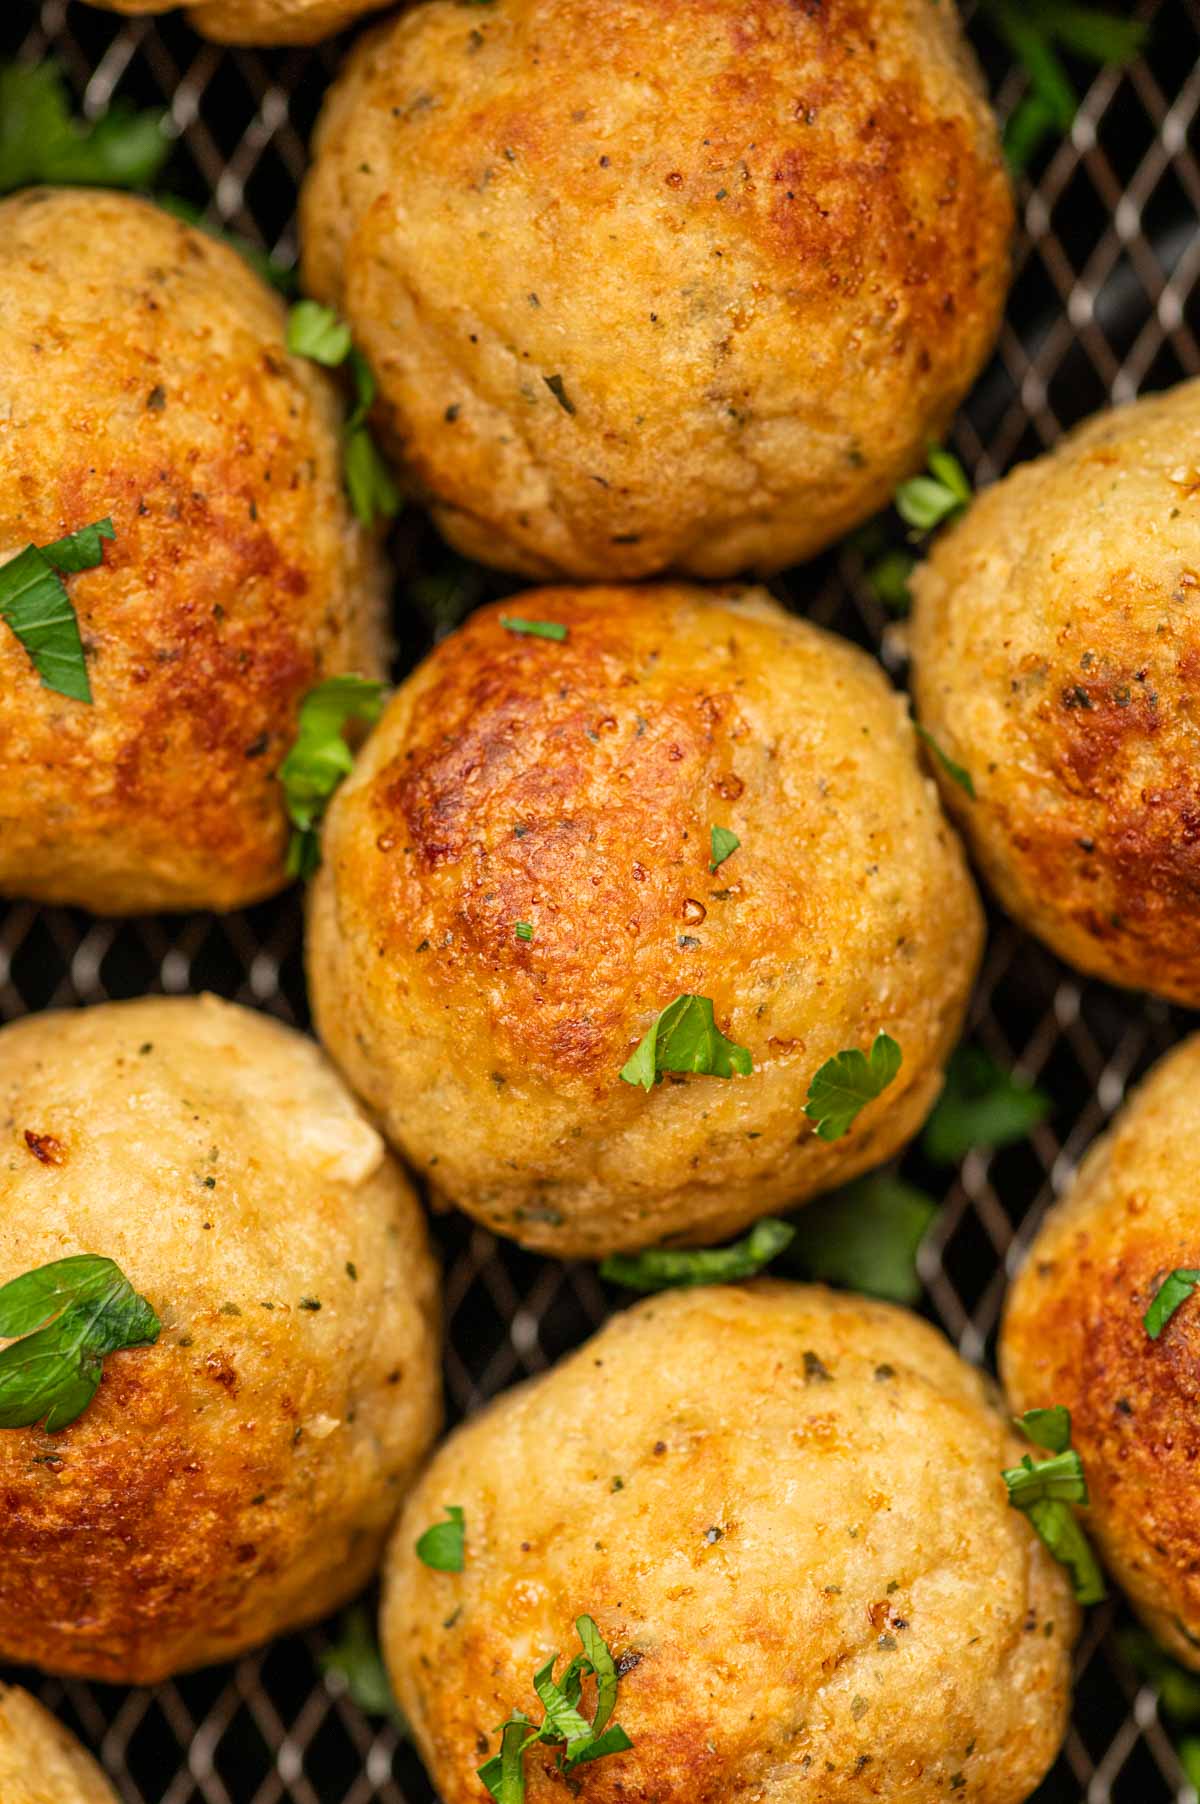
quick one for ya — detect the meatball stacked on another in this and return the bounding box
[86,0,384,46]
[0,1686,118,1804]
[1002,1035,1200,1669]
[911,378,1200,1004]
[301,0,1012,580]
[384,1283,1077,1804]
[308,583,982,1256]
[0,995,441,1683]
[0,188,388,914]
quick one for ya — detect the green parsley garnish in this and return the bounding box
[786,1173,936,1305]
[0,1254,160,1432]
[285,302,399,528]
[1003,1408,1106,1604]
[515,922,534,942]
[804,1032,901,1141]
[0,516,114,702]
[156,196,297,294]
[980,2,1147,173]
[499,616,569,642]
[0,61,168,196]
[279,674,385,879]
[320,1604,407,1725]
[915,724,976,799]
[620,994,752,1092]
[709,825,740,872]
[895,445,972,538]
[479,1615,633,1802]
[922,1045,1051,1164]
[415,1505,466,1573]
[1144,1270,1200,1342]
[600,1218,794,1293]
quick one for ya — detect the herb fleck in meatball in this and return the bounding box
[911,379,1200,1004]
[300,0,1012,581]
[384,1283,1077,1804]
[0,995,440,1683]
[307,583,982,1256]
[0,1686,118,1804]
[1002,1034,1200,1669]
[0,188,388,914]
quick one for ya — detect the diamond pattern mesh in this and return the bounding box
[1,1,1198,1798]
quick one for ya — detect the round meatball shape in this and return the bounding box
[0,188,387,914]
[301,0,1012,581]
[384,1283,1077,1804]
[0,996,441,1683]
[911,380,1200,1004]
[0,1687,118,1804]
[1002,1034,1200,1668]
[307,584,982,1256]
[86,0,383,46]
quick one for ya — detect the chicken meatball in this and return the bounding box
[307,583,982,1256]
[911,380,1200,1004]
[384,1282,1077,1804]
[0,188,387,915]
[0,995,441,1683]
[300,0,1012,582]
[1002,1034,1200,1669]
[86,0,382,46]
[0,1687,118,1804]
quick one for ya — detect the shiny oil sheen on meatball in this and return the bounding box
[300,0,1013,581]
[85,0,384,46]
[384,1282,1077,1804]
[0,188,387,914]
[307,583,982,1256]
[1002,1034,1200,1670]
[0,1686,118,1804]
[911,379,1200,1004]
[0,995,441,1683]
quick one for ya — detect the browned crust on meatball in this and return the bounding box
[86,0,384,45]
[0,188,388,914]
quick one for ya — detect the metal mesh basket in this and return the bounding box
[2,1,1199,1798]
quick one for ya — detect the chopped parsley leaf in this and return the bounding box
[0,60,167,196]
[0,517,113,702]
[620,994,751,1092]
[1014,1405,1073,1454]
[500,615,569,642]
[1144,1269,1200,1342]
[600,1218,794,1293]
[921,1045,1050,1164]
[415,1504,466,1573]
[320,1604,407,1725]
[895,446,972,538]
[285,302,399,527]
[915,724,976,799]
[0,1254,159,1432]
[709,825,740,872]
[784,1173,936,1304]
[514,922,534,942]
[804,1032,901,1141]
[279,674,385,879]
[979,2,1147,173]
[1003,1411,1106,1604]
[479,1615,633,1801]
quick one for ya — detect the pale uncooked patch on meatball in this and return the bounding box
[86,0,384,45]
[1002,1034,1200,1669]
[911,378,1200,1004]
[384,1282,1077,1804]
[307,583,983,1255]
[0,188,389,914]
[0,1687,118,1804]
[0,995,441,1683]
[300,0,1012,582]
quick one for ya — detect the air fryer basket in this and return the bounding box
[2,1,1198,1798]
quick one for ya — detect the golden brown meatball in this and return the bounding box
[85,0,383,46]
[0,995,441,1683]
[0,188,388,915]
[911,380,1200,1004]
[384,1282,1077,1804]
[1002,1034,1200,1669]
[300,0,1012,582]
[307,583,982,1256]
[0,1687,118,1804]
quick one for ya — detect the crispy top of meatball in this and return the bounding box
[0,1686,118,1804]
[911,378,1200,1004]
[0,187,387,914]
[0,995,440,1683]
[90,0,382,45]
[308,583,982,1253]
[1002,1033,1200,1667]
[300,0,1012,579]
[385,1282,1077,1804]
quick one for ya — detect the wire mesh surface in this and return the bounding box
[2,0,1199,1799]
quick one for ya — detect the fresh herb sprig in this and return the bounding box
[922,1045,1051,1164]
[415,1505,466,1572]
[0,516,114,702]
[600,1218,794,1293]
[479,1616,633,1802]
[783,1173,937,1305]
[320,1604,407,1726]
[286,302,400,528]
[0,1254,159,1432]
[805,1032,901,1141]
[0,60,168,196]
[620,995,751,1091]
[980,2,1148,174]
[1144,1269,1200,1342]
[895,446,972,539]
[278,674,385,879]
[1003,1407,1106,1604]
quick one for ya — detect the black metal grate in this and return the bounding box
[2,2,1199,1799]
